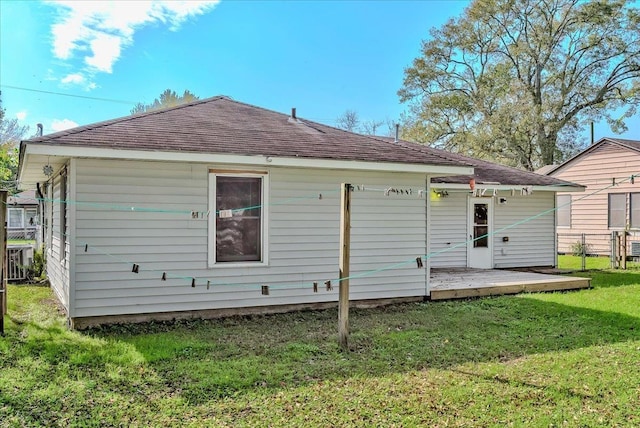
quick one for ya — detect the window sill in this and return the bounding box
[209,261,268,269]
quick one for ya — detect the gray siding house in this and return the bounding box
[18,96,581,328]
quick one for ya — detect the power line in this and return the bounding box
[0,85,137,105]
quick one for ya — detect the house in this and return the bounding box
[5,189,41,281]
[17,96,582,328]
[6,189,39,241]
[545,137,640,256]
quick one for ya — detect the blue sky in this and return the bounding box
[0,0,638,142]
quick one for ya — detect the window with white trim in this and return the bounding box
[60,169,68,263]
[8,208,24,229]
[630,193,640,229]
[556,195,571,228]
[45,182,53,250]
[608,193,626,228]
[25,208,38,226]
[209,171,268,265]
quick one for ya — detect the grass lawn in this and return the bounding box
[1,272,639,427]
[557,254,640,271]
[6,239,36,246]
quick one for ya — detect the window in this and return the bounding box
[630,193,640,229]
[209,171,268,265]
[608,193,626,228]
[556,195,571,228]
[59,169,68,263]
[473,203,488,248]
[8,208,24,229]
[45,182,53,249]
[25,208,38,227]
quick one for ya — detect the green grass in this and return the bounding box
[556,253,640,271]
[2,274,640,427]
[7,239,36,246]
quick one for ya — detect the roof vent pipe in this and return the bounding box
[37,123,43,136]
[291,108,296,120]
[394,123,399,143]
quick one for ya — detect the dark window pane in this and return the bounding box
[608,193,626,228]
[474,204,488,225]
[25,208,37,226]
[474,226,488,248]
[216,176,262,262]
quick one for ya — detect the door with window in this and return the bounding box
[468,198,493,268]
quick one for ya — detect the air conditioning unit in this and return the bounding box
[631,242,640,257]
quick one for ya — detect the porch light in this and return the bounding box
[431,190,449,200]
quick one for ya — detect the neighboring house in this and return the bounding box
[17,96,582,328]
[6,189,40,281]
[545,137,640,255]
[6,189,39,241]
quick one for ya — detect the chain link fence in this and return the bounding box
[557,232,640,270]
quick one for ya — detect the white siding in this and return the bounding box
[46,167,71,312]
[429,191,468,267]
[73,159,428,318]
[430,191,556,268]
[493,192,556,268]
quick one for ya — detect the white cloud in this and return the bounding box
[61,73,85,84]
[51,118,79,132]
[48,0,219,85]
[16,111,27,121]
[85,33,122,73]
[60,72,98,91]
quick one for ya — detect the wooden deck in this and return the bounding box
[429,268,591,300]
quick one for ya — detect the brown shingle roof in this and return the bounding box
[24,96,462,167]
[374,137,581,188]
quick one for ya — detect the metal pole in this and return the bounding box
[622,232,627,270]
[0,190,6,336]
[611,231,617,269]
[581,233,586,272]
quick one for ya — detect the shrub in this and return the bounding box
[26,246,47,283]
[570,240,591,256]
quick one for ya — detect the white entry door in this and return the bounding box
[468,198,493,269]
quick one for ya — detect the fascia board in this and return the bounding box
[431,183,585,192]
[23,144,474,175]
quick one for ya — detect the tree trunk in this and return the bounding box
[539,131,557,166]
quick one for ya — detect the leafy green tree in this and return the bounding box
[0,108,28,193]
[131,89,199,114]
[399,0,640,170]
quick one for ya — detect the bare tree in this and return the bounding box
[335,110,361,132]
[360,119,384,136]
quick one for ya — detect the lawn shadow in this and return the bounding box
[572,270,640,288]
[89,295,640,404]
